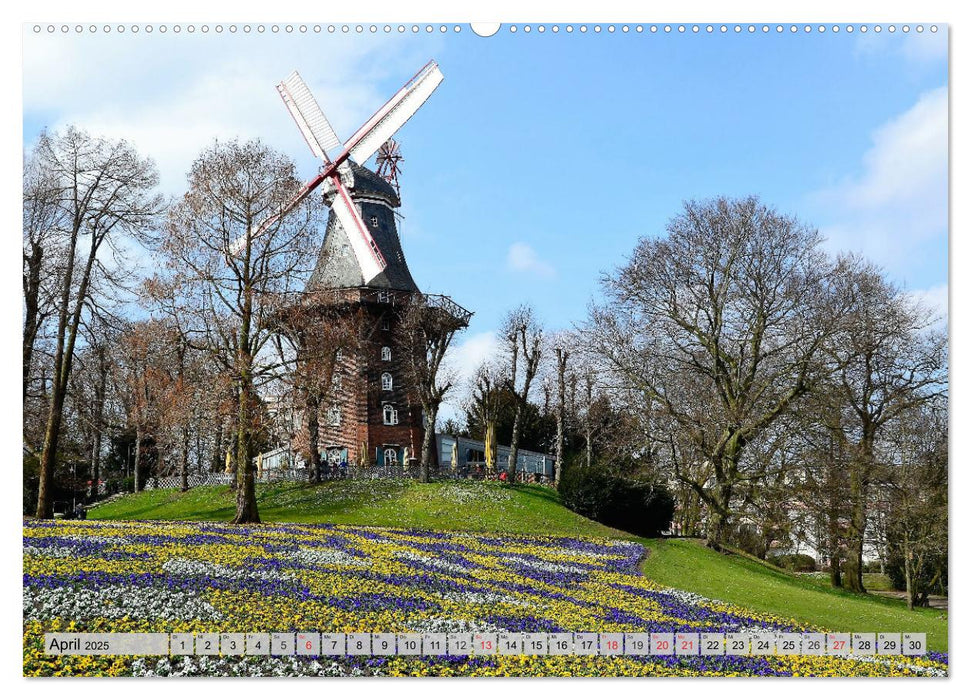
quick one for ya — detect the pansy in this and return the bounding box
[23,519,948,677]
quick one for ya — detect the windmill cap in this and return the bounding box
[346,160,400,208]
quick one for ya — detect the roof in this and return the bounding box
[346,160,400,207]
[305,161,418,292]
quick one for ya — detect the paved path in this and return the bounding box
[871,590,948,611]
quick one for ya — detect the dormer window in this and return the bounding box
[381,372,393,391]
[383,404,399,425]
[381,346,391,361]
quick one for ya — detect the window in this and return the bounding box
[381,319,391,331]
[325,405,341,427]
[381,372,393,391]
[331,374,342,391]
[377,290,391,304]
[383,404,399,425]
[383,447,399,466]
[369,215,379,227]
[381,346,391,361]
[335,348,344,362]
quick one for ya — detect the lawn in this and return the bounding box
[87,481,627,539]
[639,538,948,652]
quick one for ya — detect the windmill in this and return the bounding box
[375,139,404,198]
[263,60,471,473]
[232,60,443,286]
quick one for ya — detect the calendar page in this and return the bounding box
[21,7,950,681]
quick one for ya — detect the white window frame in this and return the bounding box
[381,346,392,361]
[325,405,341,427]
[381,372,393,391]
[383,447,399,466]
[382,404,399,425]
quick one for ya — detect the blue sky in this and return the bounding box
[22,24,948,408]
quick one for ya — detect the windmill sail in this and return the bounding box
[327,175,388,283]
[344,61,444,165]
[252,61,442,282]
[277,71,343,161]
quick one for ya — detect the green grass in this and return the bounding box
[88,480,947,652]
[862,573,895,592]
[87,480,627,538]
[639,537,948,651]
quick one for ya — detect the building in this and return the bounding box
[258,434,555,480]
[285,161,471,469]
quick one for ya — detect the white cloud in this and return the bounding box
[22,31,436,195]
[439,331,502,423]
[506,242,555,278]
[811,86,947,274]
[443,331,501,385]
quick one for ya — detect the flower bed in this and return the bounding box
[23,520,948,677]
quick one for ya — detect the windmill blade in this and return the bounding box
[277,71,343,162]
[327,174,388,283]
[228,172,326,255]
[344,61,443,165]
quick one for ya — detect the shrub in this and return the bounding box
[558,462,674,537]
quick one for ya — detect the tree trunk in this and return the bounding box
[304,392,321,483]
[705,482,734,550]
[90,432,102,502]
[90,352,106,501]
[133,425,143,493]
[904,539,915,611]
[180,426,190,492]
[554,349,567,487]
[23,242,43,408]
[825,451,842,586]
[844,464,867,593]
[419,404,438,483]
[232,385,260,524]
[507,403,523,483]
[35,388,66,518]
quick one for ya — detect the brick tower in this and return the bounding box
[304,162,423,470]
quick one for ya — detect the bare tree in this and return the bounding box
[501,305,543,483]
[468,361,505,470]
[587,196,842,548]
[397,296,468,482]
[23,147,65,412]
[113,319,172,492]
[879,402,948,609]
[552,339,571,486]
[157,138,321,524]
[822,259,947,592]
[33,127,161,518]
[273,300,362,481]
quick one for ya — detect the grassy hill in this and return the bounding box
[640,537,948,651]
[87,480,627,538]
[87,480,947,651]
